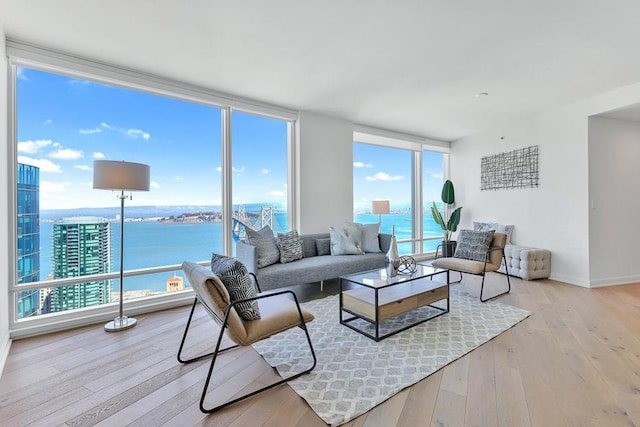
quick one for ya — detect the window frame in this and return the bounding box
[6,41,298,337]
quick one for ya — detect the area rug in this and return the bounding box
[252,288,531,426]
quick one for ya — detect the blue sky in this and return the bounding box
[17,66,443,212]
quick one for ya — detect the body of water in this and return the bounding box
[38,212,443,294]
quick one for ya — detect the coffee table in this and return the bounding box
[339,265,450,341]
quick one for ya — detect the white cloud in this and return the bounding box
[354,161,373,168]
[126,128,150,140]
[74,165,91,171]
[93,152,106,159]
[150,181,160,189]
[17,68,29,81]
[17,156,62,173]
[174,175,184,181]
[101,122,112,129]
[262,169,271,174]
[49,148,83,160]
[365,172,404,182]
[216,166,222,173]
[17,139,53,154]
[232,166,245,174]
[43,119,52,125]
[269,190,285,197]
[41,181,68,193]
[79,127,101,134]
[432,173,443,179]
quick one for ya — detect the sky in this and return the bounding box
[16,66,443,212]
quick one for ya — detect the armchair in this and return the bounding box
[178,260,317,413]
[432,231,511,302]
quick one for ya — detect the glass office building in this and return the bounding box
[47,217,111,312]
[17,163,40,318]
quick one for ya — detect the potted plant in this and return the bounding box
[431,179,462,257]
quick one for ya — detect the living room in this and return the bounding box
[1,1,640,426]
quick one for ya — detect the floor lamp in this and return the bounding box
[93,160,150,332]
[371,200,390,224]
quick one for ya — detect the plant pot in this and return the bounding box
[441,240,457,257]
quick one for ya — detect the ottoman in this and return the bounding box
[498,245,551,280]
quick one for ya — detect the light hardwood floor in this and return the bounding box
[1,274,639,427]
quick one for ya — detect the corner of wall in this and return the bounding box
[0,24,11,378]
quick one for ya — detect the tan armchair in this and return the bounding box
[178,261,317,413]
[432,232,511,302]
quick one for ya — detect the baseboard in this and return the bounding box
[0,333,11,380]
[548,273,590,288]
[589,275,640,288]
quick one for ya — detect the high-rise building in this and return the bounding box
[16,163,40,318]
[50,217,111,312]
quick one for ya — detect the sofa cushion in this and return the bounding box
[277,230,304,263]
[316,238,331,256]
[345,222,381,253]
[210,254,261,321]
[329,226,364,255]
[246,225,280,268]
[454,229,495,262]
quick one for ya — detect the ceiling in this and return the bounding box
[2,0,640,142]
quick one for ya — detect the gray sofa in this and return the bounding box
[236,232,392,291]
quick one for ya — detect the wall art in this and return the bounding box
[481,145,539,190]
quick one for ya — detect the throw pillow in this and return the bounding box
[329,226,364,255]
[454,229,495,262]
[245,225,280,268]
[277,230,304,263]
[315,238,331,256]
[344,222,381,253]
[210,254,261,321]
[473,221,514,245]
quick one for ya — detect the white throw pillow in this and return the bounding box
[329,226,364,255]
[344,222,381,253]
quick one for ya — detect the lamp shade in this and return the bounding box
[93,160,150,191]
[371,200,390,215]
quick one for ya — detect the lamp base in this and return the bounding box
[104,316,137,332]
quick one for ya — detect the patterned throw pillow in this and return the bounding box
[454,229,495,262]
[210,254,261,321]
[473,221,514,245]
[246,225,280,268]
[277,230,304,263]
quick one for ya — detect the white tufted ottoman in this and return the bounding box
[498,245,551,280]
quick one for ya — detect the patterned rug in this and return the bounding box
[252,288,531,426]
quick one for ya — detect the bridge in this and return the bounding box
[232,205,283,241]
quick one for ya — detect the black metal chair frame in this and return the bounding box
[435,244,511,302]
[177,274,317,413]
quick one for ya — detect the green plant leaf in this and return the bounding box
[441,180,455,205]
[430,202,446,230]
[447,207,462,232]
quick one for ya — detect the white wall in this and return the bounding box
[297,111,354,234]
[588,116,640,286]
[452,81,640,287]
[0,25,12,376]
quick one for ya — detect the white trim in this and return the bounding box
[353,124,450,152]
[0,335,11,380]
[589,275,640,288]
[549,273,590,287]
[6,39,298,121]
[10,290,195,339]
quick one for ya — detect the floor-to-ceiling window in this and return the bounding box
[353,134,447,255]
[8,46,295,328]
